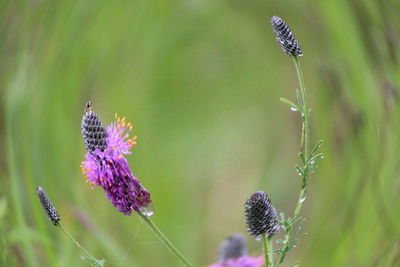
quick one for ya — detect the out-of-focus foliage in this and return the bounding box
[1,0,399,266]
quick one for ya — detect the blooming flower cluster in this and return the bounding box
[81,104,151,215]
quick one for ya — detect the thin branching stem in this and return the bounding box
[292,56,309,160]
[138,212,193,267]
[58,223,103,266]
[277,188,305,264]
[277,56,311,265]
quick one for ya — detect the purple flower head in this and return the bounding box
[36,186,61,225]
[208,234,264,267]
[208,255,264,267]
[218,234,248,263]
[271,16,303,56]
[245,191,279,239]
[81,103,152,215]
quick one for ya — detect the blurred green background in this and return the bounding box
[1,0,400,266]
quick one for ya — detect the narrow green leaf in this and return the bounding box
[309,140,323,158]
[80,256,105,267]
[280,97,300,111]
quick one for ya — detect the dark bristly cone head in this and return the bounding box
[271,16,303,56]
[81,101,107,153]
[36,186,60,225]
[218,234,248,263]
[245,191,279,239]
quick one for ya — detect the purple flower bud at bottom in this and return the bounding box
[208,255,264,267]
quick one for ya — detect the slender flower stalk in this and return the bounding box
[36,186,104,266]
[261,234,273,267]
[292,56,309,159]
[58,224,104,266]
[277,56,311,265]
[270,16,323,265]
[138,212,192,267]
[80,102,192,266]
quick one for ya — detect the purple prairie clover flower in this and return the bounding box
[208,255,264,267]
[208,234,264,267]
[81,103,152,216]
[218,234,248,263]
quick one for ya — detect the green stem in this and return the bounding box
[278,56,310,265]
[138,212,192,267]
[277,188,305,264]
[261,234,273,267]
[292,56,309,160]
[58,224,103,266]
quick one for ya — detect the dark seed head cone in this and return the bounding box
[271,16,303,56]
[245,191,279,238]
[81,102,107,153]
[218,234,248,263]
[36,186,60,225]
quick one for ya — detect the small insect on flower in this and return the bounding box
[80,102,152,216]
[271,16,303,56]
[84,101,92,112]
[36,186,61,226]
[245,191,279,239]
